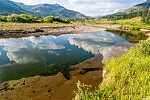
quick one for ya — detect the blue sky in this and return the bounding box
[11,0,145,16]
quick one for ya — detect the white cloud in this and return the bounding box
[12,0,58,5]
[0,36,65,63]
[62,32,127,54]
[63,32,133,63]
[0,32,134,65]
[11,0,145,16]
[6,50,38,63]
[66,1,121,16]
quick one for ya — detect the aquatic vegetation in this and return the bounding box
[107,29,148,43]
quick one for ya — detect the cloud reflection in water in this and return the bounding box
[0,31,133,82]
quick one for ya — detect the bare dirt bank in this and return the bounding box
[0,25,105,38]
[0,42,134,100]
[0,24,134,100]
[0,55,103,100]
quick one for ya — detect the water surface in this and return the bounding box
[0,31,128,82]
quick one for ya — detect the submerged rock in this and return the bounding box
[0,31,6,35]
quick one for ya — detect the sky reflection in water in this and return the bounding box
[0,31,128,82]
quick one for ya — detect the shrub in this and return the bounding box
[130,26,141,31]
[52,17,70,23]
[0,16,7,22]
[0,14,71,23]
[43,16,53,23]
[0,14,40,23]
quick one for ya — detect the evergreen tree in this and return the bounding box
[142,5,150,24]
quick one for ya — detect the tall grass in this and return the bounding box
[74,39,150,100]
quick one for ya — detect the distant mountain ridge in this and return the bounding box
[0,0,33,16]
[0,0,89,19]
[136,0,150,7]
[103,0,150,19]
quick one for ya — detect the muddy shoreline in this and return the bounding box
[0,25,134,100]
[0,25,106,38]
[0,54,104,100]
[0,25,106,99]
[0,42,134,100]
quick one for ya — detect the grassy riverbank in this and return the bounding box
[0,17,150,99]
[74,17,150,99]
[1,17,149,42]
[81,17,149,43]
[75,39,150,100]
[107,29,148,43]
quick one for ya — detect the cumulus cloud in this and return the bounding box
[6,49,39,63]
[11,0,145,16]
[63,32,133,63]
[0,36,65,64]
[63,32,129,54]
[66,0,121,16]
[66,0,145,16]
[12,0,59,5]
[0,32,134,65]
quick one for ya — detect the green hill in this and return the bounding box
[0,0,89,19]
[0,0,32,16]
[75,39,150,99]
[103,0,150,20]
[28,4,89,19]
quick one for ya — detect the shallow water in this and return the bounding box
[0,31,128,82]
